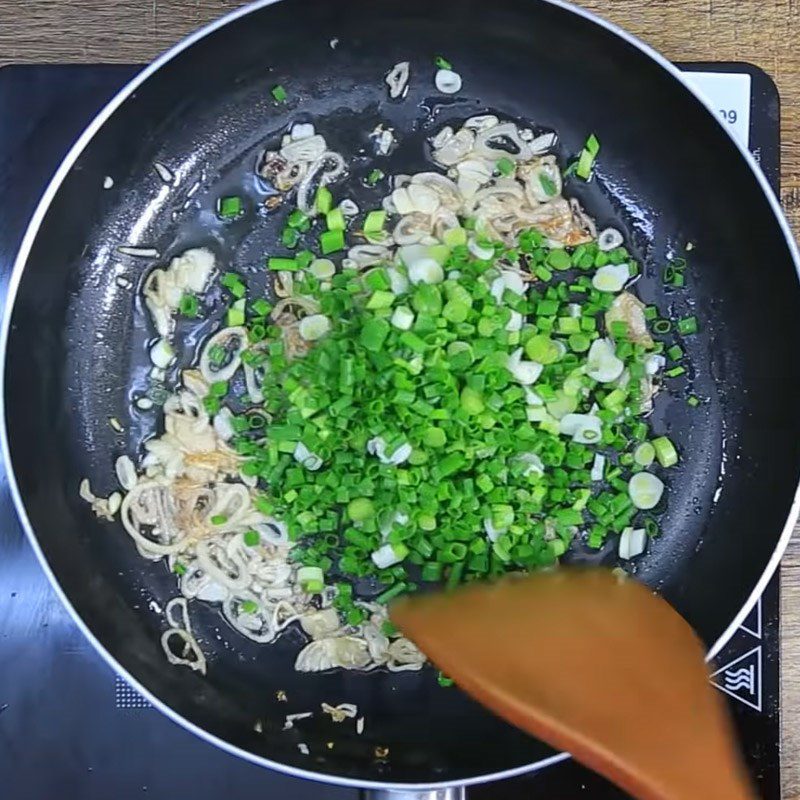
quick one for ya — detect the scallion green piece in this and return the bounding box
[179,293,199,317]
[539,173,557,196]
[652,436,679,467]
[375,582,408,604]
[227,299,246,327]
[267,257,299,271]
[217,195,243,219]
[496,157,515,177]
[315,186,333,215]
[271,84,287,103]
[320,229,345,254]
[287,209,309,229]
[326,208,346,231]
[364,210,386,234]
[281,227,300,248]
[243,530,260,546]
[575,134,600,180]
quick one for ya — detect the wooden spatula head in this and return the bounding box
[391,570,755,800]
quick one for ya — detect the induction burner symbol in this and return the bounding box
[710,647,762,712]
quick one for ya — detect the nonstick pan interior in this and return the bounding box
[5,0,800,786]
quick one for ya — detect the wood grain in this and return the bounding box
[1,0,799,795]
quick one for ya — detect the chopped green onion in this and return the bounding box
[287,209,309,229]
[326,208,346,231]
[281,227,300,248]
[243,530,260,546]
[375,582,408,604]
[179,294,199,317]
[268,257,299,271]
[271,84,287,103]
[315,186,333,215]
[217,195,243,219]
[227,299,246,327]
[320,229,345,254]
[364,210,386,234]
[310,258,336,279]
[366,168,384,186]
[221,272,247,298]
[652,436,679,468]
[677,315,698,335]
[628,472,665,510]
[391,305,415,330]
[434,55,453,70]
[296,249,315,269]
[539,174,557,196]
[209,380,228,398]
[347,497,375,522]
[496,157,515,177]
[667,345,683,361]
[633,442,655,467]
[437,671,455,687]
[575,134,600,180]
[360,318,390,351]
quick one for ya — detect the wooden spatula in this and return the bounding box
[390,569,755,800]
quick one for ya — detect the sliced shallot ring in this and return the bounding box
[474,122,532,161]
[161,628,207,674]
[199,326,247,383]
[296,152,346,215]
[385,61,410,99]
[279,134,327,164]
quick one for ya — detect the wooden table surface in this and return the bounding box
[1,0,799,795]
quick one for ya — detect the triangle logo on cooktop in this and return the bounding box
[738,596,762,640]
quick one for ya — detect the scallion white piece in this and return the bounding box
[294,442,324,471]
[367,437,412,466]
[371,542,409,569]
[435,68,462,94]
[149,338,175,369]
[309,258,335,279]
[297,566,324,590]
[391,306,415,330]
[633,442,656,467]
[592,263,630,293]
[586,338,624,383]
[591,453,606,481]
[628,472,665,510]
[406,258,444,285]
[469,239,495,261]
[508,348,543,385]
[298,314,331,341]
[618,527,647,560]
[559,413,602,444]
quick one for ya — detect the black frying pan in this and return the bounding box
[3,0,800,792]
